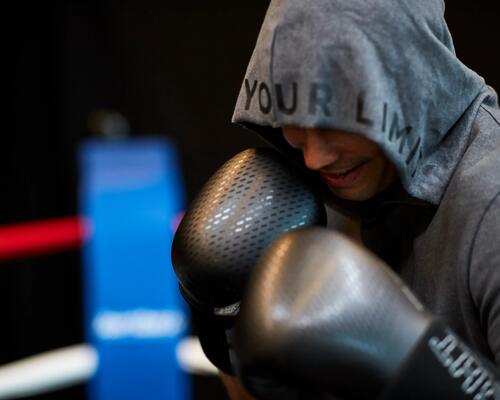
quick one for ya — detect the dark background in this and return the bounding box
[2,1,499,399]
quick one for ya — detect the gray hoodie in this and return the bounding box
[232,0,500,367]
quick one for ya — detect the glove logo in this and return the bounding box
[428,331,497,399]
[213,302,241,317]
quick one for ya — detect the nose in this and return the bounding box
[302,130,339,170]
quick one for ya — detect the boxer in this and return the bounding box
[227,0,499,397]
[175,0,500,397]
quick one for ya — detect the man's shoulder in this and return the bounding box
[426,104,500,249]
[442,104,500,209]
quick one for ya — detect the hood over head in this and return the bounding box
[232,0,490,204]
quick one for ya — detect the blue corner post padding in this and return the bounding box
[79,137,190,400]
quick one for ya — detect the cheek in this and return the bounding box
[339,136,379,160]
[355,139,384,158]
[358,155,385,184]
[367,155,396,188]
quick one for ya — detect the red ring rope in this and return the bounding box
[0,216,90,261]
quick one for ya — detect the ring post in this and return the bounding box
[79,137,189,400]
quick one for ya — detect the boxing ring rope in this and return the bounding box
[0,339,216,399]
[0,345,98,399]
[0,217,217,399]
[0,217,88,261]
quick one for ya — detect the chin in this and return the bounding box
[336,194,373,202]
[331,186,376,202]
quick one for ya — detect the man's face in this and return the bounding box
[282,127,397,201]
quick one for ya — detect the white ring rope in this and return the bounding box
[0,337,216,399]
[0,344,98,399]
[176,336,219,376]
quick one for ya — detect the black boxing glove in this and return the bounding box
[171,148,326,374]
[234,227,500,399]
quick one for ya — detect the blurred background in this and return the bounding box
[1,1,499,399]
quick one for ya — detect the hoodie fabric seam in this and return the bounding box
[479,104,500,127]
